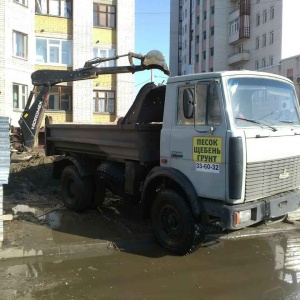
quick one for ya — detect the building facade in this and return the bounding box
[170,0,300,93]
[0,0,135,127]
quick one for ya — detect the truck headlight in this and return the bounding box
[234,210,251,225]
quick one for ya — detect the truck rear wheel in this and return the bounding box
[61,165,92,212]
[90,178,106,209]
[151,189,198,255]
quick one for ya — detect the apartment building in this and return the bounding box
[170,0,300,91]
[0,0,134,128]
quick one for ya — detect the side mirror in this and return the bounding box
[183,88,195,119]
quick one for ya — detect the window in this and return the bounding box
[210,26,214,36]
[229,77,300,127]
[270,6,274,19]
[14,0,27,6]
[93,4,116,28]
[262,34,267,47]
[256,13,260,26]
[185,24,187,34]
[270,31,274,44]
[13,83,27,110]
[36,38,72,65]
[196,16,200,24]
[35,86,71,111]
[179,25,183,35]
[185,9,187,18]
[256,37,260,49]
[93,48,116,67]
[262,58,266,68]
[203,30,206,40]
[269,56,273,66]
[35,0,72,18]
[195,54,199,63]
[196,35,199,44]
[238,44,243,53]
[177,82,221,126]
[211,5,214,15]
[210,47,214,56]
[263,10,267,23]
[93,90,115,113]
[203,11,207,20]
[202,51,206,60]
[229,18,239,35]
[255,60,259,70]
[287,69,293,81]
[13,31,27,59]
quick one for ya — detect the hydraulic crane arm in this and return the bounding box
[18,50,170,150]
[31,50,169,86]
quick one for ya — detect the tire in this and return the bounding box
[90,178,106,209]
[61,165,92,212]
[151,189,198,255]
[97,162,124,195]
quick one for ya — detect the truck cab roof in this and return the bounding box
[167,70,292,84]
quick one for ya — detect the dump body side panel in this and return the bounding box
[45,123,162,163]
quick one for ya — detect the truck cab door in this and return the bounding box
[169,79,227,200]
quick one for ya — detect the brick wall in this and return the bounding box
[116,0,135,117]
[72,0,93,122]
[35,15,73,35]
[0,0,5,116]
[1,1,35,126]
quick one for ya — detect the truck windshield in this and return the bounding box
[227,77,300,128]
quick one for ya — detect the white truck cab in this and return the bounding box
[160,70,300,230]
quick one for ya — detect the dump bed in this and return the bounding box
[45,83,166,164]
[45,122,161,162]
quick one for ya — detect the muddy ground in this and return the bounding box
[3,151,151,237]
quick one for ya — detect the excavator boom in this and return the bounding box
[32,50,170,86]
[17,50,170,150]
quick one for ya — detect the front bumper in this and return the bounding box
[203,189,300,230]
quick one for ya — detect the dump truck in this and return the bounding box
[17,51,300,255]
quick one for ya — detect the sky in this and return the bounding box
[134,0,170,96]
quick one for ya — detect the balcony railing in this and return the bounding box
[228,50,250,65]
[240,0,250,16]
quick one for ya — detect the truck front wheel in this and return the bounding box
[61,165,92,212]
[151,189,198,255]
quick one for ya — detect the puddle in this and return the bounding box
[39,210,62,229]
[2,233,300,299]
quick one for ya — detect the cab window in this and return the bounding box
[177,82,221,126]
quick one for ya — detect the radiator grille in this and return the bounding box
[245,156,300,202]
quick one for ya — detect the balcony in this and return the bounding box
[228,50,250,65]
[228,31,240,44]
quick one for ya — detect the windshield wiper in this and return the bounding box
[278,120,296,124]
[235,117,277,132]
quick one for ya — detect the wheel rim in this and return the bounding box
[159,205,183,241]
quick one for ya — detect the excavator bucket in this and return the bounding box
[142,50,170,76]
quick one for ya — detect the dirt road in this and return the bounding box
[2,152,300,299]
[3,151,151,239]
